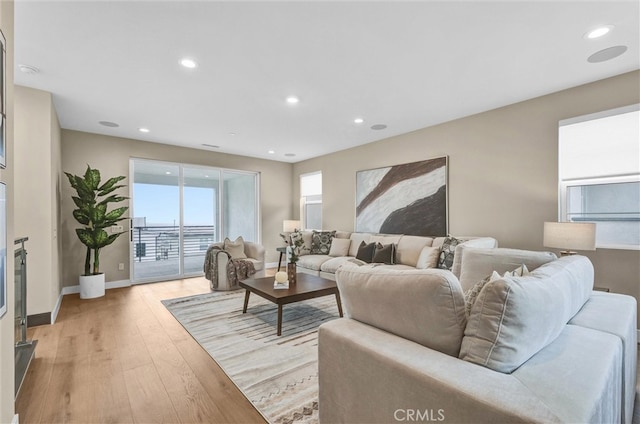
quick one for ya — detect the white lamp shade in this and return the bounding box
[543,222,596,251]
[283,220,301,233]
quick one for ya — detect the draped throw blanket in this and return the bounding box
[204,245,256,290]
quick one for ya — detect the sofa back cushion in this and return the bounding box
[459,255,594,373]
[348,233,372,257]
[335,262,467,357]
[396,235,434,267]
[458,247,557,292]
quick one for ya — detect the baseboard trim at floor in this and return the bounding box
[12,414,19,424]
[27,312,50,328]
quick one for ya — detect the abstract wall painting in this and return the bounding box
[355,156,448,236]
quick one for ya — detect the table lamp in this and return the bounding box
[543,222,596,256]
[283,220,300,233]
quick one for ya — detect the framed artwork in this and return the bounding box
[355,156,448,236]
[0,30,5,168]
[0,183,6,318]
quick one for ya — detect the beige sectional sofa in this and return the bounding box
[318,248,637,423]
[292,230,498,280]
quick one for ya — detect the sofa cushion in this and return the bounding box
[370,234,402,245]
[450,237,499,279]
[320,256,357,274]
[416,246,440,269]
[223,236,247,259]
[355,241,376,263]
[335,262,467,357]
[329,238,351,257]
[310,230,336,255]
[372,243,395,264]
[458,247,557,292]
[348,233,372,257]
[460,255,594,373]
[395,235,433,267]
[296,254,331,271]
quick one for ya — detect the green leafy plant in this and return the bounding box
[65,165,129,276]
[279,228,305,263]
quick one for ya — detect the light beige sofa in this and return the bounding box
[293,231,498,280]
[318,249,637,424]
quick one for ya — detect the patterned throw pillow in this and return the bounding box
[310,230,336,255]
[372,243,395,265]
[463,264,530,317]
[464,274,494,317]
[437,236,462,270]
[355,241,376,263]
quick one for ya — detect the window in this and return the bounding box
[300,172,322,230]
[130,159,260,282]
[558,105,640,250]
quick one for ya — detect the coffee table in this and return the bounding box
[239,273,343,336]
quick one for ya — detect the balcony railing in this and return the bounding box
[131,225,215,263]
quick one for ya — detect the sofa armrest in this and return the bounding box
[244,241,265,266]
[319,319,565,424]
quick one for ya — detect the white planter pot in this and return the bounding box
[79,273,105,299]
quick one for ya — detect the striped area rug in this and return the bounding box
[162,289,342,424]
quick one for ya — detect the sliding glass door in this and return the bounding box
[130,159,258,283]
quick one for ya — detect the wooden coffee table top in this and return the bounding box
[239,273,338,305]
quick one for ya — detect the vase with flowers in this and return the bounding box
[280,228,304,284]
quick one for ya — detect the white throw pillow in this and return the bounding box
[416,246,440,269]
[224,236,247,259]
[329,238,351,257]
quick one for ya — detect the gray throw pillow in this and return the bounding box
[355,241,376,263]
[372,243,395,265]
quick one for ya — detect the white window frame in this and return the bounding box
[558,104,640,251]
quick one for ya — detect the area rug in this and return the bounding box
[162,289,342,424]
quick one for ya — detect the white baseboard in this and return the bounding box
[61,279,131,296]
[12,414,19,424]
[51,292,64,324]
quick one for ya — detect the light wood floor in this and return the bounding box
[15,274,273,424]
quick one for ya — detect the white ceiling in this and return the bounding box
[14,1,640,163]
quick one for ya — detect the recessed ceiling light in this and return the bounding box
[165,171,171,175]
[286,96,300,104]
[180,58,197,69]
[98,121,119,128]
[268,150,275,154]
[585,25,614,39]
[371,124,387,130]
[138,127,150,133]
[229,132,236,136]
[354,118,364,124]
[18,64,40,74]
[588,45,628,63]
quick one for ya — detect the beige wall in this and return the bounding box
[61,130,293,287]
[0,1,14,421]
[15,85,62,316]
[293,70,640,314]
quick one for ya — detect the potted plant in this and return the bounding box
[65,165,128,299]
[280,228,305,284]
